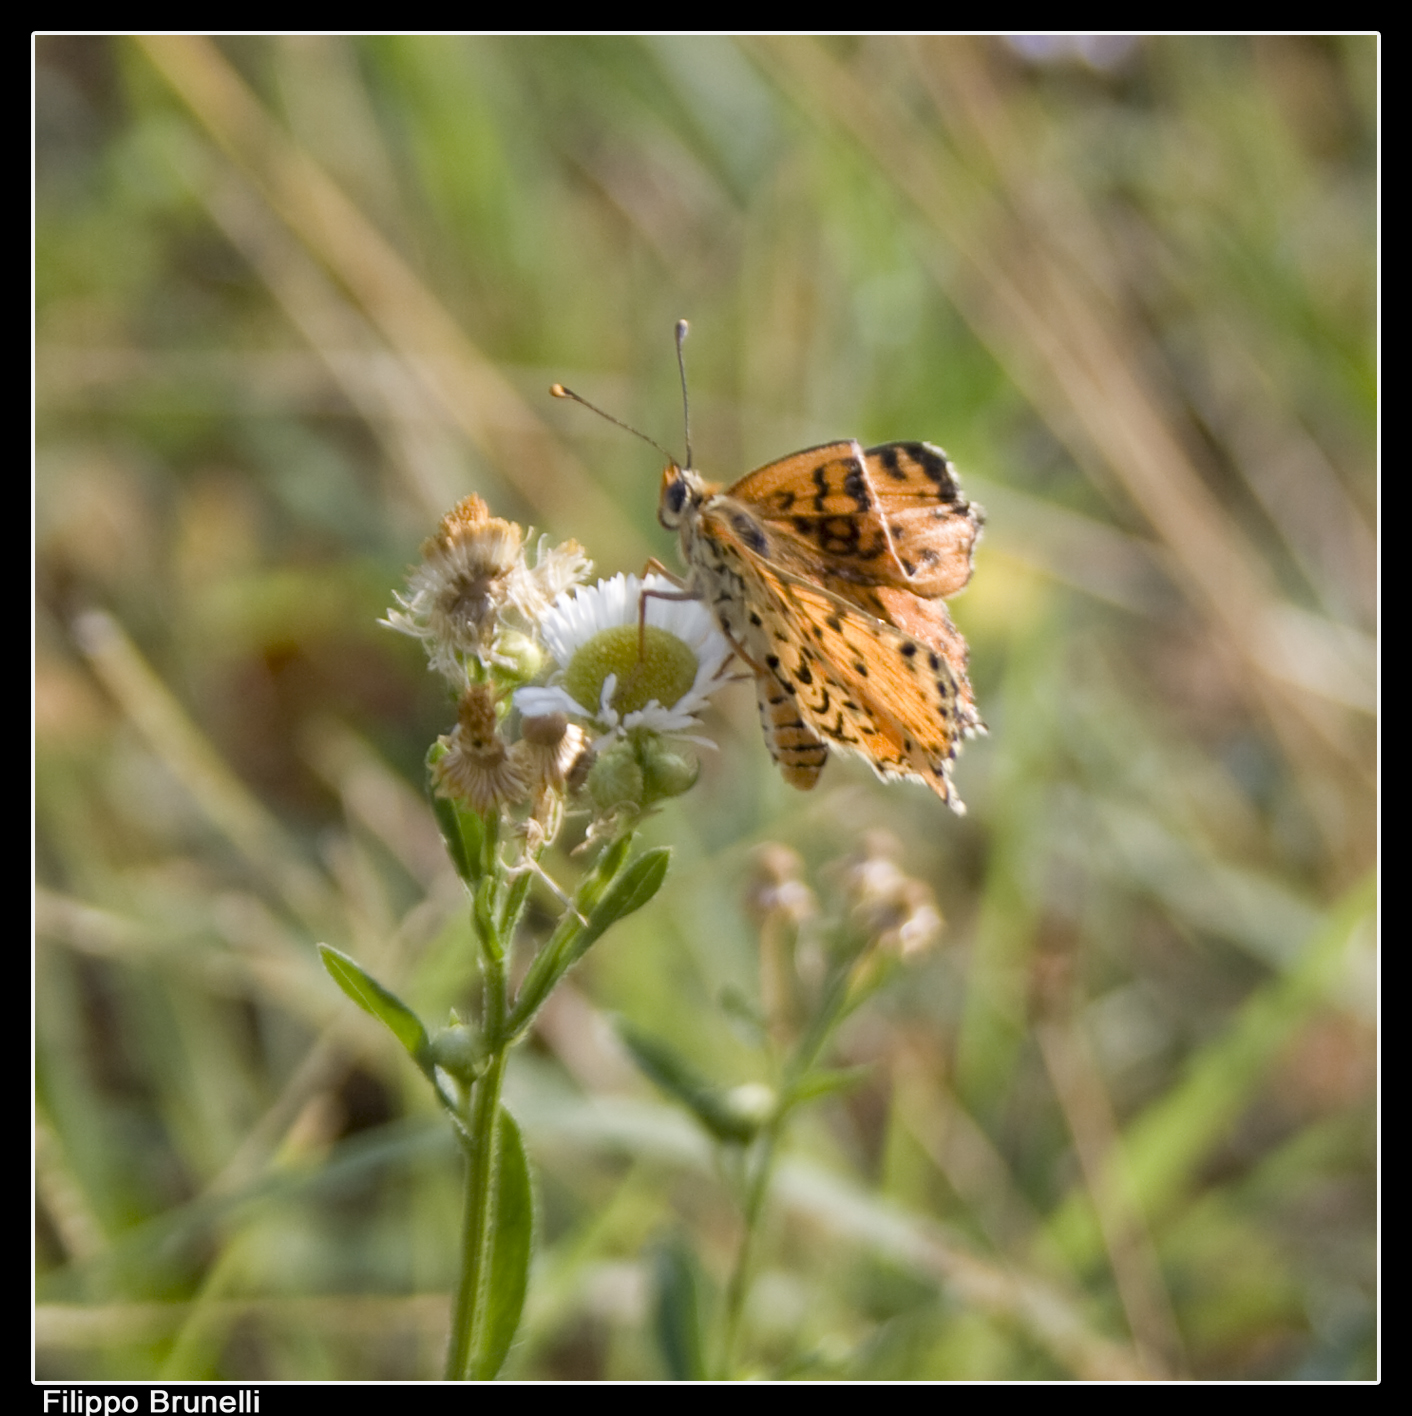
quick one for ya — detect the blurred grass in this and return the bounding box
[35,36,1375,1381]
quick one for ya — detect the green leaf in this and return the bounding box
[617,1018,763,1144]
[469,1105,534,1380]
[569,847,671,965]
[576,831,637,916]
[505,844,670,1042]
[786,1064,875,1108]
[652,1235,708,1381]
[318,944,430,1070]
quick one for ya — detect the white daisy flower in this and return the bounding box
[514,573,733,744]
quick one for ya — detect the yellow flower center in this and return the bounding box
[563,625,699,717]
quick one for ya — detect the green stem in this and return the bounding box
[715,940,871,1377]
[446,1046,509,1380]
[716,1127,779,1379]
[446,903,511,1381]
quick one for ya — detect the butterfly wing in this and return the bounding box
[860,442,982,598]
[728,441,982,600]
[762,570,973,808]
[699,504,976,808]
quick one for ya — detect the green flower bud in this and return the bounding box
[722,1082,777,1130]
[588,738,646,812]
[429,1022,486,1083]
[640,736,699,801]
[495,630,546,687]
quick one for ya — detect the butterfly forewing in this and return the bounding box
[859,442,981,598]
[731,440,981,601]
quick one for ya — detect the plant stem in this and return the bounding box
[446,903,511,1381]
[446,1046,509,1380]
[716,1126,779,1379]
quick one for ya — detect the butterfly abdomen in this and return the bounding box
[754,674,828,790]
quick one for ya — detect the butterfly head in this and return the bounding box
[657,462,708,532]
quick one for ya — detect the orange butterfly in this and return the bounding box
[655,437,984,811]
[553,325,983,809]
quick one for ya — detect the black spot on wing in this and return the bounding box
[873,445,906,480]
[867,441,964,501]
[827,712,857,744]
[811,464,831,511]
[820,516,862,554]
[842,462,871,510]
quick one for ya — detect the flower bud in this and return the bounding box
[640,737,699,801]
[430,1022,486,1083]
[587,737,646,812]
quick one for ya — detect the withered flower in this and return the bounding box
[432,683,530,816]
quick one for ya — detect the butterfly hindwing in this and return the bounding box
[723,529,971,806]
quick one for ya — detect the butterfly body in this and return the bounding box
[658,439,983,810]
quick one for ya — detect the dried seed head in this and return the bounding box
[837,831,942,958]
[431,683,530,816]
[745,843,817,926]
[384,497,589,683]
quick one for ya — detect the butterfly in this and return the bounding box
[655,437,984,811]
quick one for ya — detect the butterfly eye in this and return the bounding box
[659,467,690,527]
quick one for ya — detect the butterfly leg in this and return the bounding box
[641,556,687,588]
[714,623,773,681]
[637,559,701,660]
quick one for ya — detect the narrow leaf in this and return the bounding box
[617,1018,761,1144]
[473,877,503,962]
[506,845,671,1042]
[570,847,671,964]
[319,944,430,1068]
[652,1236,708,1381]
[574,831,636,917]
[786,1064,875,1108]
[469,1105,534,1380]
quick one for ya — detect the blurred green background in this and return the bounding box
[35,36,1376,1381]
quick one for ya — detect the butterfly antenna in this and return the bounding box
[675,318,693,469]
[549,384,677,464]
